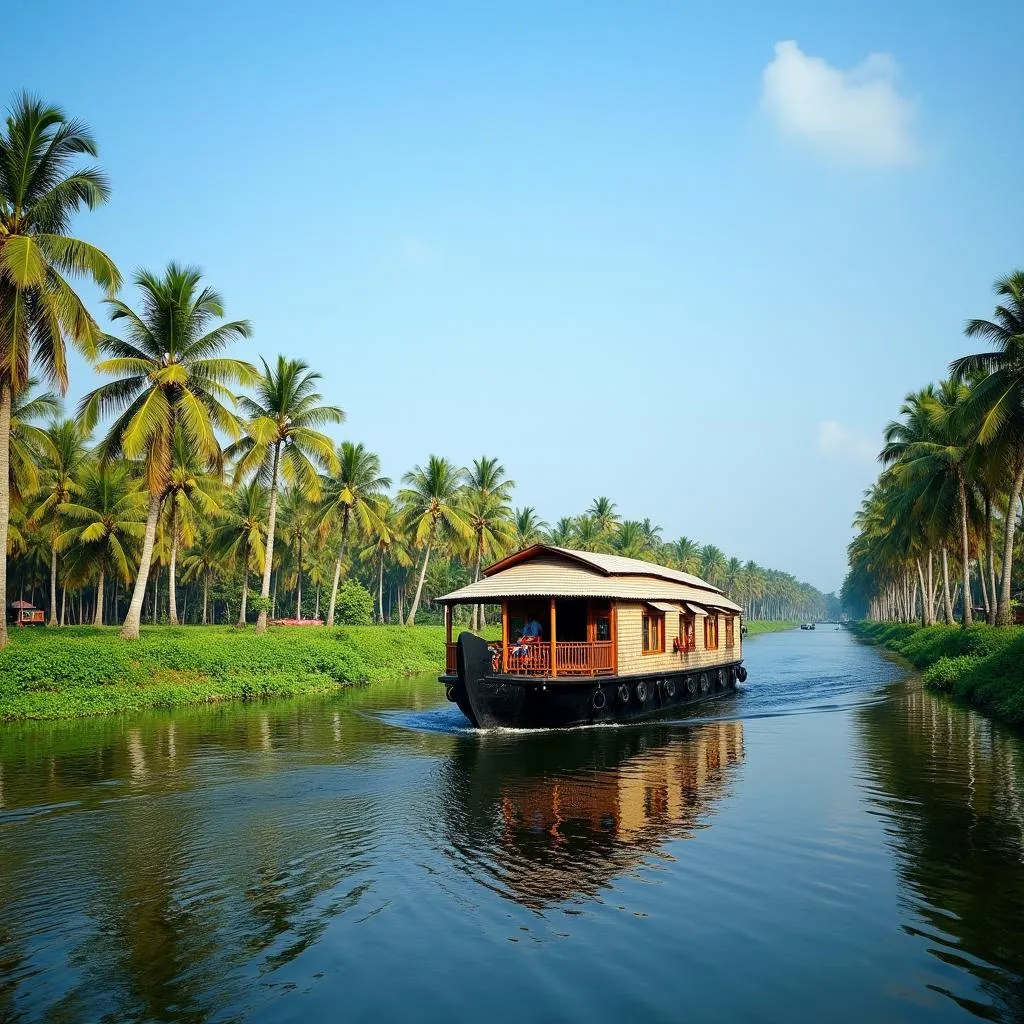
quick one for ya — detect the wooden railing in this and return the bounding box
[445,640,615,677]
[555,641,614,675]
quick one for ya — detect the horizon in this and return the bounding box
[8,0,1024,592]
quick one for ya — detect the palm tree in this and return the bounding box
[399,456,471,625]
[587,496,619,536]
[612,520,650,559]
[358,496,412,623]
[700,544,728,588]
[80,263,255,639]
[882,380,979,626]
[279,485,316,618]
[56,462,146,625]
[0,93,120,649]
[180,543,218,625]
[572,515,610,552]
[546,516,575,547]
[163,427,220,625]
[230,356,342,632]
[951,270,1024,625]
[30,417,89,625]
[668,536,701,574]
[317,441,390,626]
[9,380,61,508]
[513,506,548,548]
[463,457,515,629]
[210,479,267,626]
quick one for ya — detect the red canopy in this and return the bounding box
[9,599,37,609]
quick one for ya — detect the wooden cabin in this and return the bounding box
[6,599,44,627]
[439,545,743,682]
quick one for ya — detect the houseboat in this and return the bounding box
[437,545,747,729]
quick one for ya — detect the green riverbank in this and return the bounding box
[849,621,1024,726]
[745,620,799,635]
[0,626,454,722]
[0,619,800,722]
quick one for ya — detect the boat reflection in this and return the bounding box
[439,720,745,908]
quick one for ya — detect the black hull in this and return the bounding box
[444,632,743,729]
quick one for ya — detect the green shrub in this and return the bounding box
[334,580,373,625]
[921,655,979,692]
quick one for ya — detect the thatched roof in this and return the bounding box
[437,545,742,612]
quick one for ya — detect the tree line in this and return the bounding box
[0,93,830,647]
[842,271,1024,626]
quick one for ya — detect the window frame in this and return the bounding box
[678,612,697,652]
[725,616,735,648]
[704,614,719,651]
[642,608,665,655]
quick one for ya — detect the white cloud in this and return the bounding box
[761,40,919,167]
[816,420,876,464]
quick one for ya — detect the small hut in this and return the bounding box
[7,599,45,627]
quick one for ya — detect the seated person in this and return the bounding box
[511,616,543,657]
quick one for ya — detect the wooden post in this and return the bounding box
[445,604,452,646]
[549,598,557,677]
[501,601,509,674]
[611,603,618,675]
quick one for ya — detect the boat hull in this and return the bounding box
[443,632,742,729]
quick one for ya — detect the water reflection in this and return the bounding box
[439,721,745,908]
[858,685,1024,1021]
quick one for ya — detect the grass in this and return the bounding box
[849,620,1024,725]
[0,618,793,722]
[745,620,800,636]
[0,625,456,722]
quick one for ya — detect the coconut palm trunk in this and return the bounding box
[202,569,209,626]
[0,385,10,650]
[256,442,282,634]
[238,545,250,627]
[915,559,928,626]
[378,557,385,624]
[168,507,179,626]
[295,536,303,619]
[986,498,998,625]
[325,507,352,627]
[997,460,1024,626]
[406,525,436,626]
[958,477,973,628]
[49,545,59,627]
[941,547,954,624]
[93,571,105,627]
[121,492,162,640]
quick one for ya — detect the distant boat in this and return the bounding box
[800,622,816,631]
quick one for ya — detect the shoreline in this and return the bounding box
[1,619,797,722]
[0,625,454,722]
[848,621,1024,726]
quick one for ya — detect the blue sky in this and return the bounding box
[9,0,1024,591]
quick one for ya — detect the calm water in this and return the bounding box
[2,629,1024,1023]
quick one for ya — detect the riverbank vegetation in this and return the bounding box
[850,622,1024,725]
[0,625,454,721]
[843,271,1024,627]
[744,620,800,636]
[0,90,829,656]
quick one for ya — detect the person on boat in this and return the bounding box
[511,617,543,658]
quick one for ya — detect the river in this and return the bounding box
[2,628,1024,1022]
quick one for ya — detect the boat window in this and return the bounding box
[642,608,664,654]
[679,612,696,651]
[725,616,735,647]
[704,615,719,651]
